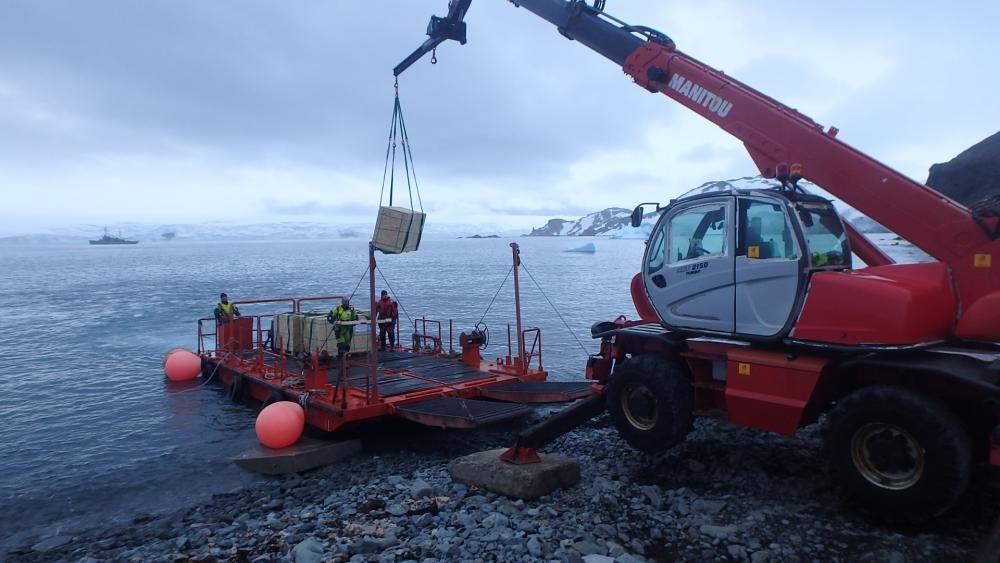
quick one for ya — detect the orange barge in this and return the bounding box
[197,243,595,433]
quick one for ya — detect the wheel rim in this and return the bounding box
[621,383,658,430]
[849,422,925,490]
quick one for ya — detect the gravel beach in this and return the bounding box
[7,414,998,563]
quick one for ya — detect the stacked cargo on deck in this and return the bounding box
[272,310,372,355]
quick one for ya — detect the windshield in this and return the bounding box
[796,202,850,268]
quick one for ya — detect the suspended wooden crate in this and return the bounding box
[373,206,425,254]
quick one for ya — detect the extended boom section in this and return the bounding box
[396,0,1000,341]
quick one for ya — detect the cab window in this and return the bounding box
[738,199,799,260]
[797,202,850,268]
[646,228,665,274]
[667,204,727,264]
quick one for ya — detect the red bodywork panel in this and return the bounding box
[724,349,828,435]
[684,341,828,435]
[631,273,658,322]
[956,289,1000,341]
[792,263,956,345]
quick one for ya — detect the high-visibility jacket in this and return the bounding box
[216,302,239,318]
[332,305,358,345]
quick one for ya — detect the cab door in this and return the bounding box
[643,197,735,334]
[734,197,804,337]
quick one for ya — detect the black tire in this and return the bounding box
[823,385,972,523]
[606,354,693,453]
[225,375,245,403]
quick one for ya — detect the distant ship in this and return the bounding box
[89,228,138,245]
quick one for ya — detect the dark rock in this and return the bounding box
[691,499,726,516]
[699,524,737,542]
[926,131,1000,206]
[357,498,385,514]
[528,536,544,558]
[31,535,73,551]
[292,537,326,563]
[574,540,606,556]
[410,480,434,499]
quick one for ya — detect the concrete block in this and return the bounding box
[447,448,580,500]
[234,439,361,475]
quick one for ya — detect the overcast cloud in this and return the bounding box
[1,0,998,235]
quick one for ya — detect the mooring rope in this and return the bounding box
[476,265,515,326]
[375,264,413,328]
[348,264,370,302]
[519,261,591,356]
[174,351,232,392]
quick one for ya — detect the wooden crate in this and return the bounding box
[272,313,304,354]
[300,310,373,355]
[373,206,426,254]
[301,313,336,355]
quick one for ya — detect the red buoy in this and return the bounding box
[255,402,305,449]
[278,401,306,425]
[164,349,202,381]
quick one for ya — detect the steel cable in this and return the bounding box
[519,261,591,356]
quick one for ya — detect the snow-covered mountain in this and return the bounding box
[526,208,632,236]
[525,176,891,238]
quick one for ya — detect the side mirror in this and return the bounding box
[798,209,814,228]
[631,206,644,228]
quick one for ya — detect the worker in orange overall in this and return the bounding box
[375,290,399,350]
[214,293,241,323]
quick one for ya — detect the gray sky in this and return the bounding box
[2,0,998,236]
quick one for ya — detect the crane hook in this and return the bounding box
[431,47,438,65]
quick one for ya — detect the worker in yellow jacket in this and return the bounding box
[214,293,241,323]
[327,297,359,358]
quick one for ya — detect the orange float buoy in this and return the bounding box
[278,401,306,425]
[164,349,202,381]
[163,347,186,367]
[255,401,305,449]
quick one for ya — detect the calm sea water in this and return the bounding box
[0,237,645,549]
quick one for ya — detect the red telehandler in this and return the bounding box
[395,0,1000,524]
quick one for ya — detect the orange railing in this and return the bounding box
[413,318,444,354]
[522,327,543,371]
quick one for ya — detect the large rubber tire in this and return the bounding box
[823,385,972,523]
[225,375,245,403]
[606,354,693,454]
[261,390,285,408]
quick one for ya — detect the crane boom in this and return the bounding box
[396,0,1000,340]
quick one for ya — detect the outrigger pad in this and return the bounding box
[395,397,533,429]
[233,439,362,475]
[480,381,595,403]
[448,448,580,500]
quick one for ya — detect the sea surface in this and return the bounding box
[0,237,646,550]
[0,234,925,550]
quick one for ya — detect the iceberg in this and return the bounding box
[564,242,597,253]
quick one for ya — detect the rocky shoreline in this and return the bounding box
[7,414,998,562]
